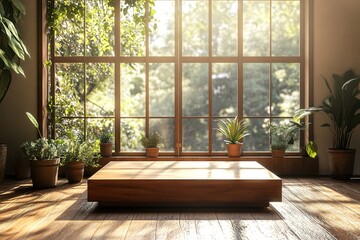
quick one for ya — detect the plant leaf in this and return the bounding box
[10,0,26,15]
[0,69,11,103]
[306,141,317,158]
[26,112,39,129]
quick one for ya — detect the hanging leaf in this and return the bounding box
[306,141,317,158]
[10,0,26,15]
[0,70,11,103]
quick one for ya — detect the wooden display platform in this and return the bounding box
[87,161,282,207]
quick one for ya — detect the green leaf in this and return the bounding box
[26,112,39,129]
[10,0,26,15]
[306,141,317,158]
[0,69,11,103]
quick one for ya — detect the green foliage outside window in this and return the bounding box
[48,0,303,154]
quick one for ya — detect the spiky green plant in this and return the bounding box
[140,131,161,148]
[216,117,250,144]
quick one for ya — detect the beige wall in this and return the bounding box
[1,0,360,175]
[0,1,38,174]
[313,0,360,175]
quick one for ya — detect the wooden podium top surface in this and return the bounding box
[89,161,281,181]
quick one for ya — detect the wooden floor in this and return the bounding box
[0,177,359,240]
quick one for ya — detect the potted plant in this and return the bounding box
[0,0,29,183]
[99,131,113,157]
[306,70,360,179]
[267,121,297,158]
[62,140,98,183]
[20,112,62,188]
[265,113,318,159]
[140,131,161,158]
[216,116,250,157]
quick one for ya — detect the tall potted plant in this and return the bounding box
[216,116,250,157]
[0,0,29,183]
[20,113,62,188]
[308,70,360,179]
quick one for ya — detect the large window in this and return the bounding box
[47,0,306,155]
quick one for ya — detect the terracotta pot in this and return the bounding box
[65,161,85,183]
[226,143,243,157]
[30,158,60,188]
[0,144,7,183]
[328,149,355,180]
[100,143,112,157]
[146,148,159,158]
[272,149,286,158]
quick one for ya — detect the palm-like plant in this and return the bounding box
[308,70,360,149]
[217,116,250,144]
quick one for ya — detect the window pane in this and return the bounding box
[212,118,226,152]
[243,63,270,117]
[55,118,84,141]
[182,63,209,117]
[243,118,269,151]
[272,1,300,56]
[55,63,84,117]
[182,118,208,152]
[120,0,146,56]
[182,0,209,56]
[85,0,115,56]
[271,63,300,117]
[150,118,175,151]
[54,1,85,56]
[243,1,270,56]
[149,0,175,56]
[86,63,114,117]
[212,63,238,117]
[149,63,175,117]
[121,118,145,152]
[121,63,145,117]
[212,0,237,56]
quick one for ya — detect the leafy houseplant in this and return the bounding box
[140,131,161,158]
[21,112,61,188]
[99,131,113,157]
[0,0,29,183]
[266,109,318,159]
[0,0,30,103]
[306,70,360,179]
[62,140,99,183]
[267,121,298,158]
[216,116,250,157]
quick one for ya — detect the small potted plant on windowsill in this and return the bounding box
[140,131,161,158]
[20,112,62,188]
[267,121,299,158]
[216,116,250,157]
[99,131,113,157]
[267,111,318,158]
[62,140,99,183]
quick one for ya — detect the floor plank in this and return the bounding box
[0,177,359,239]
